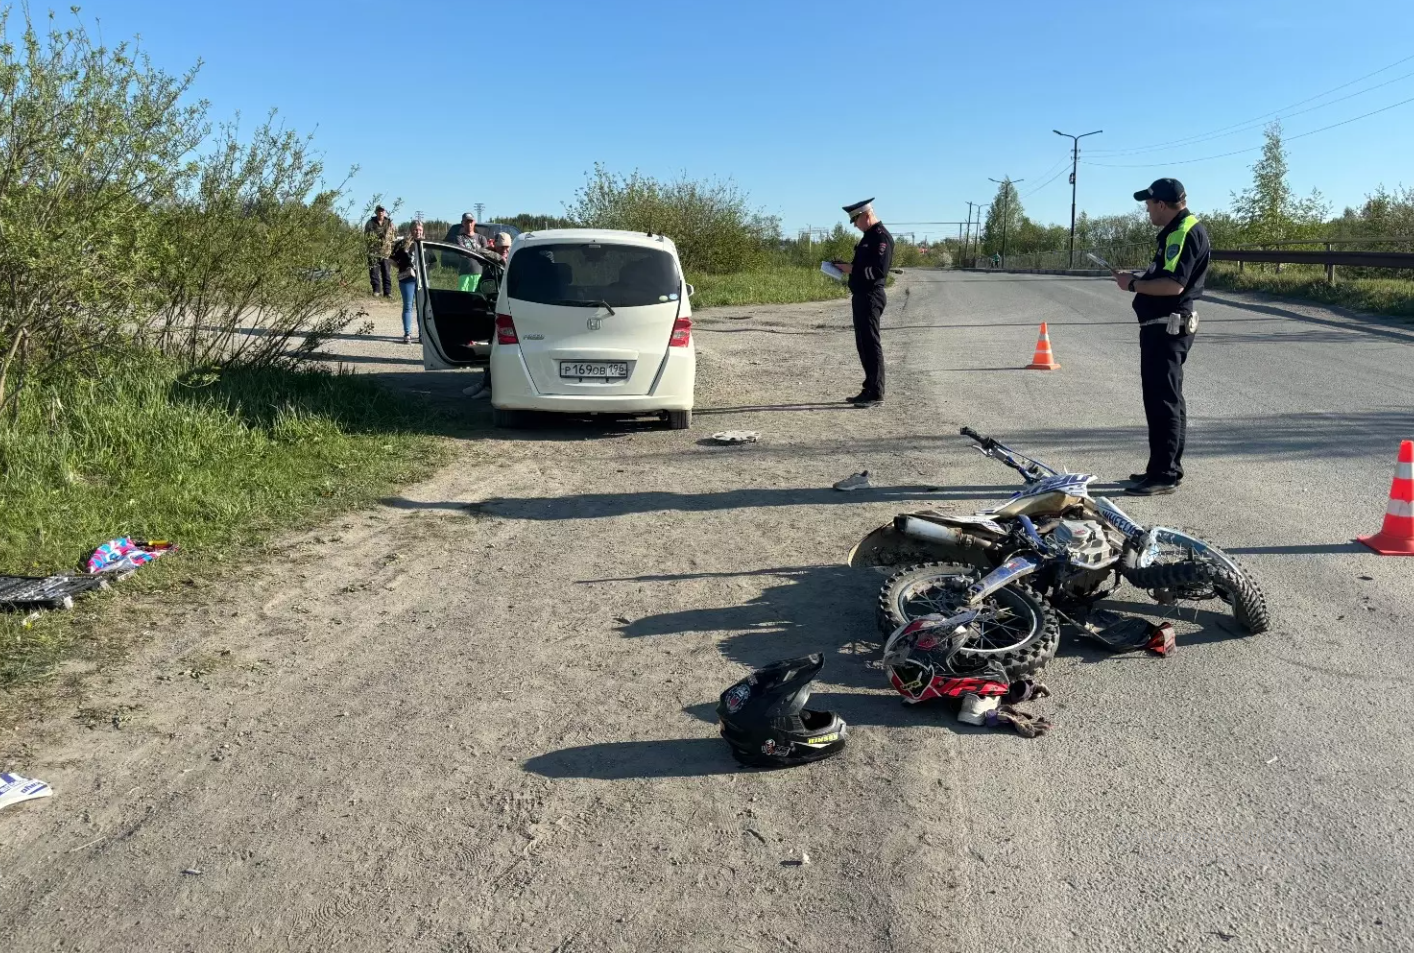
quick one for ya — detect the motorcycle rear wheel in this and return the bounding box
[1130,545,1271,635]
[876,562,1060,680]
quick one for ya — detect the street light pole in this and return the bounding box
[987,176,1024,267]
[1053,129,1102,269]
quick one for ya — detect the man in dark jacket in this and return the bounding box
[835,198,893,407]
[364,205,396,296]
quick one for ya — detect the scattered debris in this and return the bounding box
[0,772,53,812]
[833,471,872,492]
[1265,756,1279,765]
[957,693,1000,726]
[0,574,108,612]
[1084,610,1175,656]
[84,537,176,575]
[613,616,631,625]
[1210,930,1237,942]
[1146,622,1177,657]
[743,828,767,845]
[710,430,760,445]
[181,868,203,876]
[1358,575,1374,581]
[985,705,1053,738]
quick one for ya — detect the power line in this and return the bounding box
[1022,159,1072,198]
[1018,152,1073,189]
[1087,50,1414,157]
[1083,93,1414,168]
[1088,65,1414,159]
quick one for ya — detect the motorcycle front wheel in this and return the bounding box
[876,562,1060,680]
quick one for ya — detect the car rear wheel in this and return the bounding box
[665,410,691,430]
[492,408,524,429]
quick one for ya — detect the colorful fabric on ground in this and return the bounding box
[84,537,177,574]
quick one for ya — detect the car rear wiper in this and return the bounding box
[549,298,616,316]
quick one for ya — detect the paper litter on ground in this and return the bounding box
[0,772,53,812]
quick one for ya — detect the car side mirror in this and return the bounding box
[686,283,695,297]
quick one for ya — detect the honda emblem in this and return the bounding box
[586,316,602,331]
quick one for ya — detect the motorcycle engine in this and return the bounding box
[1052,519,1123,569]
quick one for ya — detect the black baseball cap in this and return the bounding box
[1133,178,1185,203]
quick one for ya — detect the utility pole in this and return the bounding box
[1053,128,1102,268]
[965,202,979,266]
[474,202,486,221]
[966,201,986,264]
[987,177,1024,266]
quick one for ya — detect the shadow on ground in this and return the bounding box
[586,565,885,691]
[478,484,1018,520]
[523,738,739,779]
[168,364,486,439]
[936,410,1414,463]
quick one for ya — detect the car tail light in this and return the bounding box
[495,313,518,345]
[669,315,692,348]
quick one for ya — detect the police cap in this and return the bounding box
[1133,179,1185,203]
[843,197,875,220]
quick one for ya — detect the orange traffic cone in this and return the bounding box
[1026,322,1061,370]
[1358,440,1414,555]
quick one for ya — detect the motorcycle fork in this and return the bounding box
[965,555,1040,606]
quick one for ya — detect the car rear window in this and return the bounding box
[507,243,679,308]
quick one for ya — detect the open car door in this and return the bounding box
[417,240,504,369]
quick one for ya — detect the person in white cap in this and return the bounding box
[493,232,512,263]
[443,212,489,291]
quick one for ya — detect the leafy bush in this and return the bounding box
[0,6,365,414]
[145,117,365,369]
[0,7,205,412]
[566,164,781,273]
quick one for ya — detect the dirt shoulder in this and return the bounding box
[2,288,971,952]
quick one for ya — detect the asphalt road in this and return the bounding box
[2,273,1411,952]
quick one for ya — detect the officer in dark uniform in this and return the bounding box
[1112,178,1210,496]
[835,198,893,407]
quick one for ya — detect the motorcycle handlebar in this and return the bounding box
[959,426,991,447]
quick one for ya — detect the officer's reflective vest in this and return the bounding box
[1163,215,1200,273]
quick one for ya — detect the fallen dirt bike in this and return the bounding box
[852,427,1271,680]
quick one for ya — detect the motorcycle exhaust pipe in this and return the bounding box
[895,516,997,554]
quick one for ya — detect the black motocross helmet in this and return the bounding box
[716,654,848,768]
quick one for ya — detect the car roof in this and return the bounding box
[516,228,679,252]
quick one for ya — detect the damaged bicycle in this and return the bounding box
[853,427,1270,680]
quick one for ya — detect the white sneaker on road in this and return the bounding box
[833,471,872,492]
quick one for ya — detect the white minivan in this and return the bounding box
[419,229,696,430]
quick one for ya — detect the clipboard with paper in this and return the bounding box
[820,261,846,283]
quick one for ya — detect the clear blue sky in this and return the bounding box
[57,0,1414,240]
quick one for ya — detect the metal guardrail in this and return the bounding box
[980,237,1414,284]
[1212,244,1414,283]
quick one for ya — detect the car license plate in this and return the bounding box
[559,361,628,379]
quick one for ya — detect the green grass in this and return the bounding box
[688,265,851,309]
[0,352,448,689]
[1208,266,1414,319]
